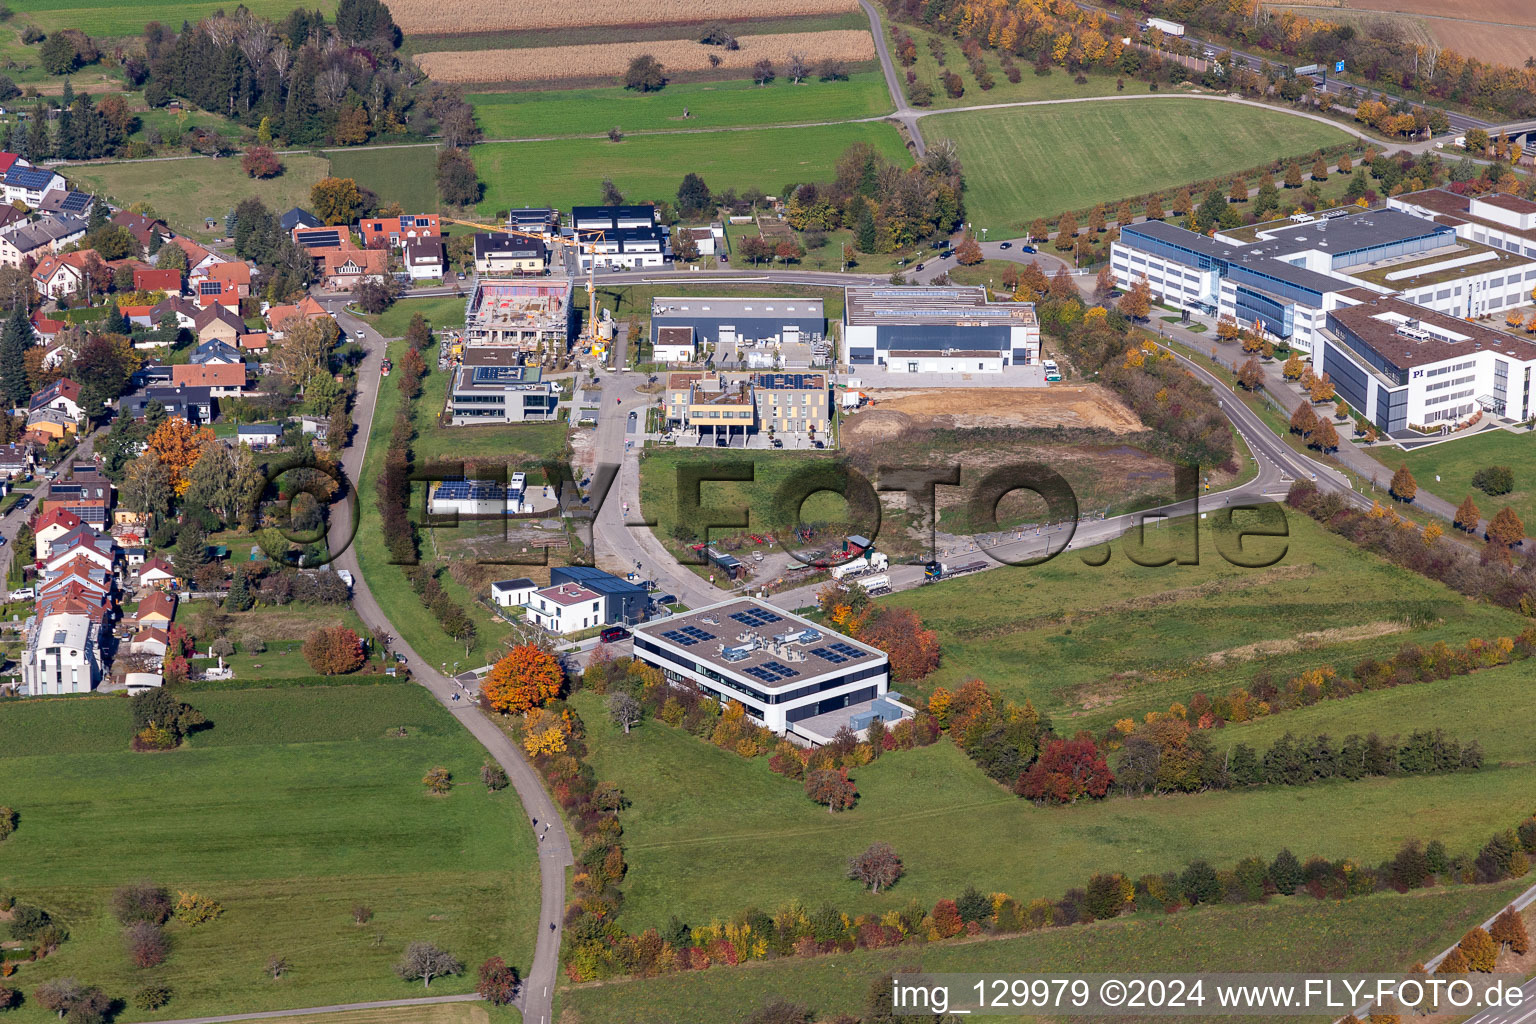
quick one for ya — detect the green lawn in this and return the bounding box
[70,154,331,241]
[881,513,1523,729]
[920,99,1351,234]
[468,74,893,139]
[352,341,520,669]
[7,0,333,36]
[329,147,441,215]
[0,685,539,1022]
[1369,430,1536,533]
[412,349,569,465]
[560,879,1527,1024]
[572,689,1532,936]
[472,122,910,217]
[362,296,469,339]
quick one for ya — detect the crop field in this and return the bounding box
[920,99,1351,234]
[385,0,858,34]
[471,121,909,219]
[467,73,892,137]
[1267,0,1536,70]
[0,685,540,1021]
[69,154,330,242]
[559,879,1527,1024]
[417,30,876,84]
[882,514,1525,728]
[570,687,1533,934]
[1369,430,1536,538]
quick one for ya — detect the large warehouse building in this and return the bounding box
[649,296,826,349]
[842,286,1040,372]
[630,598,899,740]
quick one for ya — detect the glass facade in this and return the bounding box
[1233,285,1295,338]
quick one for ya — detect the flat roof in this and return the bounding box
[1478,193,1536,215]
[656,326,694,345]
[844,286,1036,327]
[1395,189,1536,245]
[1345,238,1528,289]
[652,296,824,319]
[1328,294,1536,370]
[1123,220,1350,296]
[633,597,886,690]
[752,372,826,390]
[1243,209,1451,260]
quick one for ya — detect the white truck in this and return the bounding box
[856,574,891,593]
[1146,17,1185,37]
[828,551,889,580]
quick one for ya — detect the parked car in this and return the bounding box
[1000,241,1012,249]
[812,440,826,449]
[915,263,925,271]
[752,551,764,562]
[1021,245,1037,253]
[600,626,631,643]
[770,438,783,448]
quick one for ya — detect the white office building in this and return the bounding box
[22,612,102,695]
[843,286,1040,372]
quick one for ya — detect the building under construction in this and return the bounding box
[463,277,575,353]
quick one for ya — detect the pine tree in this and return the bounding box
[0,302,32,408]
[104,302,128,335]
[854,207,876,253]
[1454,494,1481,533]
[226,567,254,612]
[1389,463,1417,502]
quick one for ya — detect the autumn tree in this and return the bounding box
[302,625,365,675]
[436,148,481,207]
[1145,193,1165,220]
[125,921,169,968]
[1116,200,1133,227]
[1389,463,1417,502]
[1118,277,1151,321]
[1016,735,1114,804]
[1172,188,1193,217]
[1094,264,1116,298]
[1289,403,1317,437]
[1284,162,1304,188]
[1088,204,1106,234]
[1437,947,1470,974]
[1282,352,1304,380]
[804,767,857,812]
[608,692,642,733]
[33,979,110,1023]
[1216,315,1241,343]
[242,145,283,179]
[1237,357,1264,391]
[1487,506,1525,547]
[1491,907,1530,955]
[855,606,939,683]
[847,841,904,892]
[422,767,453,795]
[1459,927,1498,972]
[477,956,519,1005]
[273,315,339,391]
[1310,416,1339,452]
[1308,371,1335,403]
[1054,210,1077,248]
[481,645,563,714]
[146,418,215,498]
[395,942,462,987]
[1228,175,1248,203]
[1028,218,1049,242]
[953,231,983,265]
[1312,157,1329,180]
[310,176,363,225]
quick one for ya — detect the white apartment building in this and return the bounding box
[22,612,102,695]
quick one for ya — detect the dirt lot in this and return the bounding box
[842,385,1143,446]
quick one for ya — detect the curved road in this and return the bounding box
[320,296,572,1024]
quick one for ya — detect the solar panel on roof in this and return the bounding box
[729,607,784,627]
[743,660,800,683]
[828,641,862,659]
[471,365,531,384]
[808,645,848,664]
[661,625,711,647]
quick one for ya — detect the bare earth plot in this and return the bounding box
[843,385,1145,438]
[384,0,858,33]
[1268,0,1536,69]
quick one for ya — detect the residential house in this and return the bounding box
[193,305,245,345]
[0,441,33,480]
[0,152,20,176]
[190,338,244,365]
[31,251,92,299]
[128,626,170,657]
[549,566,648,626]
[404,237,446,281]
[29,377,82,423]
[171,362,246,396]
[569,205,670,270]
[21,611,102,695]
[236,423,281,448]
[474,233,549,276]
[195,261,251,309]
[292,225,349,252]
[240,331,271,353]
[299,414,329,440]
[321,247,388,289]
[164,236,222,277]
[446,349,559,425]
[33,508,83,559]
[359,214,440,247]
[24,407,77,440]
[3,164,65,207]
[121,304,156,328]
[112,211,171,257]
[752,372,830,437]
[490,577,538,608]
[148,294,200,332]
[0,205,28,236]
[40,467,113,526]
[30,312,65,345]
[507,208,559,234]
[124,385,214,425]
[37,190,94,218]
[264,295,328,338]
[653,326,697,364]
[44,526,116,574]
[279,207,322,232]
[523,581,606,635]
[134,267,183,294]
[683,225,721,257]
[0,216,86,267]
[134,557,177,589]
[134,590,177,625]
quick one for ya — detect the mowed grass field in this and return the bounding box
[559,879,1528,1024]
[329,147,441,215]
[882,514,1524,730]
[6,0,333,35]
[571,677,1535,933]
[0,685,539,1021]
[920,98,1352,233]
[1369,430,1536,533]
[70,154,330,241]
[468,73,893,139]
[472,122,910,217]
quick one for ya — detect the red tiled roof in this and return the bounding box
[171,363,245,388]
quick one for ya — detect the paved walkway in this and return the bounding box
[122,994,482,1024]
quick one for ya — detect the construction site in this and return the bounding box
[463,278,576,352]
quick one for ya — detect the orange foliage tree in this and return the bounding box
[855,606,939,683]
[146,418,215,497]
[482,644,563,714]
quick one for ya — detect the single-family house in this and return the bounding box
[37,190,94,218]
[30,250,92,299]
[405,236,446,280]
[164,236,221,277]
[44,527,116,573]
[240,331,271,353]
[194,261,251,309]
[292,225,348,252]
[0,152,20,176]
[112,211,171,258]
[31,312,65,345]
[124,385,214,425]
[29,377,81,423]
[121,304,155,328]
[24,407,76,439]
[474,233,548,276]
[279,207,322,232]
[524,581,605,634]
[40,467,113,526]
[0,205,27,237]
[134,267,183,294]
[236,423,281,448]
[135,590,177,624]
[190,338,244,365]
[33,508,82,559]
[128,626,170,657]
[135,557,177,589]
[321,247,389,288]
[148,295,200,332]
[359,214,440,247]
[171,362,246,395]
[490,577,538,608]
[0,216,85,268]
[0,441,33,480]
[193,304,245,345]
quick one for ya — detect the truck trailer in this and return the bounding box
[1146,17,1185,36]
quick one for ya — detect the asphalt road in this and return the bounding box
[319,296,571,1024]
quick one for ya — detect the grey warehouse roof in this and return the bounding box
[843,286,1037,326]
[651,296,824,318]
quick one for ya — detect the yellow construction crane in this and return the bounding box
[440,216,609,351]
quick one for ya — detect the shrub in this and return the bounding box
[481,762,509,791]
[302,625,365,675]
[173,891,223,925]
[0,806,15,841]
[7,904,51,941]
[1471,465,1514,496]
[133,984,171,1010]
[112,881,172,925]
[125,921,170,968]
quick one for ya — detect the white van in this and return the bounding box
[1043,359,1061,382]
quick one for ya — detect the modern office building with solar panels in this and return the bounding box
[630,598,897,738]
[447,348,559,424]
[843,286,1040,373]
